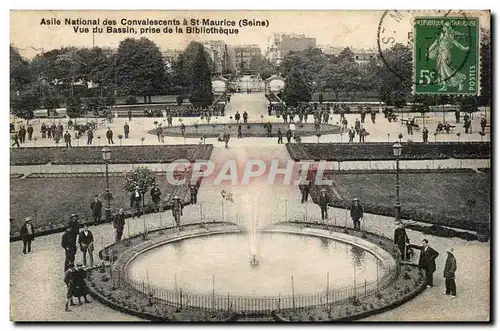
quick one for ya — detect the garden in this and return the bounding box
[10,145,213,166]
[287,142,491,162]
[148,123,342,138]
[309,170,491,232]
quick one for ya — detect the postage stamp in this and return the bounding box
[413,16,480,95]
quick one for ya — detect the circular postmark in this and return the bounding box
[377,10,475,88]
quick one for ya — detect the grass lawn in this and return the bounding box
[150,123,341,138]
[10,174,190,233]
[311,171,491,231]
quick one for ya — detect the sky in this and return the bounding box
[10,10,490,59]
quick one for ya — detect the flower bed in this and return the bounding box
[10,145,213,165]
[287,142,491,162]
[10,173,194,240]
[148,123,341,138]
[309,171,490,231]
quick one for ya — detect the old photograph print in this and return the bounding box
[9,10,491,322]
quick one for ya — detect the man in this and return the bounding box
[64,130,72,147]
[87,128,93,145]
[455,110,461,123]
[266,122,272,137]
[480,116,487,133]
[360,107,366,123]
[130,186,142,218]
[235,111,241,123]
[41,123,47,138]
[189,183,199,204]
[319,189,330,221]
[127,109,132,121]
[61,226,77,271]
[172,196,183,230]
[18,126,26,143]
[277,128,283,144]
[359,127,367,143]
[393,221,410,260]
[464,117,472,134]
[73,264,91,305]
[422,127,429,143]
[64,263,76,311]
[113,208,126,242]
[180,123,186,137]
[411,239,439,287]
[69,214,81,242]
[223,131,230,149]
[150,184,162,212]
[370,110,376,124]
[350,198,364,231]
[90,195,102,224]
[243,111,248,124]
[348,127,355,143]
[11,132,20,148]
[156,125,163,142]
[124,122,130,138]
[78,225,94,267]
[106,128,114,144]
[443,248,457,298]
[167,114,173,127]
[354,119,361,135]
[286,129,293,143]
[20,216,35,254]
[27,124,34,141]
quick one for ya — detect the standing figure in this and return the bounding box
[319,189,330,221]
[277,129,283,144]
[113,208,126,242]
[90,195,102,225]
[235,111,241,123]
[237,125,242,139]
[78,225,94,267]
[64,131,72,147]
[480,116,487,133]
[243,111,248,124]
[64,264,76,311]
[455,110,461,123]
[354,119,361,134]
[286,129,292,143]
[422,127,429,143]
[180,123,186,137]
[20,216,35,254]
[393,221,410,260]
[150,184,162,212]
[350,198,364,231]
[412,239,439,287]
[127,109,132,121]
[87,128,93,145]
[223,131,230,149]
[106,128,114,144]
[348,127,355,143]
[69,214,81,242]
[27,124,33,140]
[73,264,91,305]
[443,248,457,298]
[189,184,199,204]
[172,196,183,229]
[124,122,130,138]
[61,227,77,271]
[130,186,142,218]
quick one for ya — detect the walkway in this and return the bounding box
[10,92,490,321]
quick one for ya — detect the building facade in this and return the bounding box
[265,34,316,65]
[203,40,230,74]
[233,45,262,72]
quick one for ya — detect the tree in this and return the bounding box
[10,45,31,93]
[173,41,213,88]
[65,96,83,119]
[189,44,213,107]
[42,95,60,117]
[376,43,412,106]
[282,67,311,107]
[115,38,169,103]
[11,90,40,122]
[123,167,157,209]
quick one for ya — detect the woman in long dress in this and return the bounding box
[427,22,470,91]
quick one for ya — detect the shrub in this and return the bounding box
[176,95,184,106]
[125,96,137,105]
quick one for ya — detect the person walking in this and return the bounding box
[106,128,114,144]
[78,225,94,267]
[277,128,283,144]
[20,217,35,254]
[90,195,102,225]
[113,208,126,242]
[350,198,364,231]
[150,184,162,212]
[130,186,142,218]
[124,122,130,138]
[319,189,330,221]
[61,226,77,271]
[443,247,457,298]
[393,221,410,260]
[172,196,183,230]
[411,239,439,288]
[11,133,20,148]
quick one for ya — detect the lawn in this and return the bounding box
[150,123,341,138]
[10,173,191,233]
[310,171,491,231]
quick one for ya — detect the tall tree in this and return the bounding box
[115,38,168,103]
[189,44,213,107]
[282,67,311,107]
[10,45,31,93]
[65,96,83,119]
[11,90,40,122]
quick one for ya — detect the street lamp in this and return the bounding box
[101,146,112,223]
[392,142,403,221]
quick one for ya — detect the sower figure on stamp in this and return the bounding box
[172,196,183,230]
[443,247,457,298]
[113,208,126,242]
[20,217,35,254]
[150,184,162,212]
[350,198,364,231]
[411,239,439,288]
[394,221,410,260]
[319,189,330,221]
[78,225,94,267]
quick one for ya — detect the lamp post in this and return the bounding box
[392,142,402,221]
[101,146,112,223]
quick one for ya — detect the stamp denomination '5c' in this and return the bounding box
[414,16,479,95]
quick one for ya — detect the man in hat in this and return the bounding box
[64,263,77,311]
[393,221,410,260]
[189,183,199,204]
[78,225,94,267]
[130,186,142,218]
[150,184,162,212]
[443,248,457,298]
[319,189,330,221]
[172,196,183,229]
[113,208,126,242]
[61,226,77,271]
[69,214,81,242]
[90,195,103,225]
[411,239,439,288]
[20,216,36,254]
[350,198,364,231]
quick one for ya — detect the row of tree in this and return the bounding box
[280,29,491,112]
[10,38,214,121]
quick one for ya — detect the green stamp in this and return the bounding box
[414,16,479,95]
